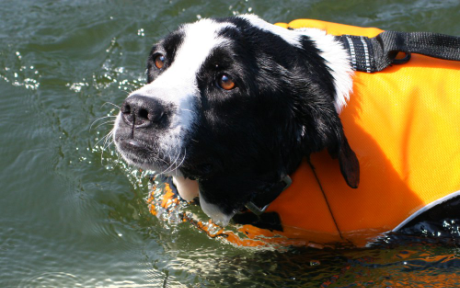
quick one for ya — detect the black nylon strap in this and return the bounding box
[336,31,460,72]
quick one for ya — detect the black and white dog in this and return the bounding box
[113,15,359,226]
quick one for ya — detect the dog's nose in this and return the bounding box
[121,94,166,128]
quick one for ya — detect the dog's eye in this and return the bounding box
[154,55,165,70]
[218,74,235,90]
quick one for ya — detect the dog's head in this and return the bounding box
[113,15,359,225]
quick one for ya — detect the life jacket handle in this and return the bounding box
[336,31,460,72]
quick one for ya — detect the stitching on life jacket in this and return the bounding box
[359,37,371,73]
[345,36,357,70]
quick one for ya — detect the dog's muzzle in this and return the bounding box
[114,92,182,171]
[121,94,169,129]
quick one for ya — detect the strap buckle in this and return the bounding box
[244,175,292,215]
[245,201,268,216]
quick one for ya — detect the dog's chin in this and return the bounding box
[120,150,161,172]
[115,138,182,175]
[199,190,236,227]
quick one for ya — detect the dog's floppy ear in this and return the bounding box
[296,96,360,188]
[334,133,360,188]
[323,112,360,189]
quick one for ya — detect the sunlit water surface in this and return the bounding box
[1,0,460,286]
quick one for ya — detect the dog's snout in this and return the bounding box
[121,94,166,128]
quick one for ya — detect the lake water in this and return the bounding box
[1,0,460,286]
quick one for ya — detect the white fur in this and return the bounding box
[172,176,199,201]
[241,15,353,113]
[240,14,303,48]
[292,27,354,113]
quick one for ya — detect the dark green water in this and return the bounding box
[1,0,460,286]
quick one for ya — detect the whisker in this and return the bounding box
[162,147,185,175]
[161,152,173,175]
[102,102,121,109]
[90,115,117,130]
[101,130,114,148]
[173,148,187,174]
[94,130,114,150]
[158,148,174,175]
[94,128,115,166]
[148,153,171,168]
[179,108,198,116]
[93,120,116,130]
[94,127,114,149]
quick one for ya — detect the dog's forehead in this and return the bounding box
[171,19,235,67]
[163,15,303,64]
[238,14,302,47]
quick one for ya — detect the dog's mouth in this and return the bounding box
[118,138,154,162]
[114,126,183,173]
[119,138,148,153]
[115,130,220,180]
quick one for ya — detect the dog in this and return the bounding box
[113,15,460,245]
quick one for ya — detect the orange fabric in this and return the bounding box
[281,19,384,37]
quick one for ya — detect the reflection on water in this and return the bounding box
[143,234,460,287]
[1,0,460,286]
[146,176,460,286]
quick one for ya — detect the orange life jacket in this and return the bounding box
[149,19,460,249]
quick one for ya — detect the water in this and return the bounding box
[1,0,460,286]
